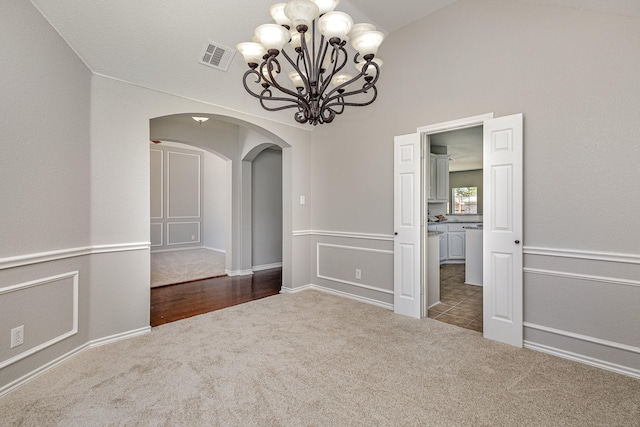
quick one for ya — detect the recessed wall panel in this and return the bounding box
[150,149,163,219]
[167,151,201,219]
[167,222,201,245]
[0,272,78,368]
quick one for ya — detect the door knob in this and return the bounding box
[515,240,520,244]
[394,232,398,235]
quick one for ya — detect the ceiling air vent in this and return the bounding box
[199,41,236,72]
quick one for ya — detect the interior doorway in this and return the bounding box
[393,112,524,347]
[425,126,484,333]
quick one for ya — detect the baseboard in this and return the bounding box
[281,283,393,311]
[0,327,151,398]
[226,269,253,276]
[252,262,282,271]
[203,246,226,254]
[524,340,640,380]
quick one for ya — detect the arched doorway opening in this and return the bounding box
[148,113,292,323]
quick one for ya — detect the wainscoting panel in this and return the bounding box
[167,151,201,219]
[167,222,201,246]
[312,234,394,306]
[149,149,163,219]
[523,248,640,377]
[0,272,78,369]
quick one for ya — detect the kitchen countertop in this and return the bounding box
[427,231,443,236]
[463,225,483,230]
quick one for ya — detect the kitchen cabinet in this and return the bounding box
[447,232,465,259]
[428,154,449,203]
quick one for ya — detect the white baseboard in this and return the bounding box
[524,340,640,380]
[203,246,226,254]
[252,262,282,271]
[0,326,151,398]
[226,269,253,276]
[281,283,393,311]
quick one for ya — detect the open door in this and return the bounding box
[483,113,524,347]
[393,133,422,318]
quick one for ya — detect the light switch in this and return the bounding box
[300,196,306,205]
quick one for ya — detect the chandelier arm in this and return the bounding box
[258,88,309,112]
[324,85,378,110]
[281,49,311,96]
[317,45,349,99]
[323,60,380,101]
[241,70,307,111]
[299,30,314,85]
[260,56,303,100]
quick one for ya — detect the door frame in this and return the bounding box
[416,113,494,317]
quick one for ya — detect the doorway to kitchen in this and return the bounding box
[426,125,484,333]
[394,112,524,346]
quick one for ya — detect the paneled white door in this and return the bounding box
[393,133,421,318]
[483,113,523,347]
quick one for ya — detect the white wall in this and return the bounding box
[309,0,640,374]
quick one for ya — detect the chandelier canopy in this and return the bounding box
[237,0,384,126]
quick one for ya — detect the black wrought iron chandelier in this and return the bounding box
[237,0,384,126]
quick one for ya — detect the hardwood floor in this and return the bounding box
[150,268,282,327]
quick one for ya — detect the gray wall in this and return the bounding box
[309,0,640,373]
[1,1,313,393]
[150,143,204,251]
[252,148,283,268]
[0,0,94,389]
[449,169,483,214]
[203,149,229,253]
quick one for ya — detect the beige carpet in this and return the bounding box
[1,291,639,426]
[150,248,226,287]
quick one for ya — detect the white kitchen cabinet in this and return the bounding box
[428,154,449,203]
[447,232,465,259]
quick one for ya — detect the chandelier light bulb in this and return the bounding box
[254,24,290,53]
[284,0,320,32]
[351,30,385,59]
[317,11,353,43]
[348,23,376,40]
[269,3,292,27]
[312,0,341,15]
[236,42,267,67]
[288,71,305,89]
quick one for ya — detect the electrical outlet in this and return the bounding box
[355,269,362,280]
[11,325,24,348]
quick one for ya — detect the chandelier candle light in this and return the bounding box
[237,0,384,125]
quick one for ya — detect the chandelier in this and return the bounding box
[236,0,384,126]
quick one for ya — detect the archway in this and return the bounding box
[149,113,293,289]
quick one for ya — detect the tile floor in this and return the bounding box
[428,264,483,333]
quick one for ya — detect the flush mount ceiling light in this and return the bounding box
[192,116,210,124]
[237,0,384,126]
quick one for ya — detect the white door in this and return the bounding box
[393,133,421,318]
[483,113,523,347]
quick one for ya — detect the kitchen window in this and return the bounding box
[452,186,478,214]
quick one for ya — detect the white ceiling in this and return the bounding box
[29,0,640,126]
[429,126,483,172]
